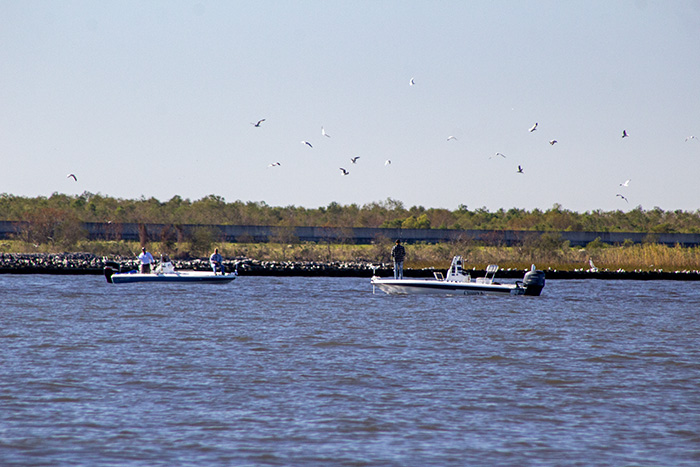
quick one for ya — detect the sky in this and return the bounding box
[2,0,700,213]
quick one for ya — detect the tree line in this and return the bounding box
[2,192,699,234]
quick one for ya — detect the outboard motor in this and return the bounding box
[523,265,545,296]
[104,260,120,284]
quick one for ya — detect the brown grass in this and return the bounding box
[2,239,699,272]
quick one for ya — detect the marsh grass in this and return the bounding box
[2,239,699,272]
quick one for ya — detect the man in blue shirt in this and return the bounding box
[210,248,224,275]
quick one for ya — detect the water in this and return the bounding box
[1,275,699,466]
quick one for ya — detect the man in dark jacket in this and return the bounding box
[391,239,406,279]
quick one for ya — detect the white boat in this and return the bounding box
[104,260,236,284]
[371,256,545,296]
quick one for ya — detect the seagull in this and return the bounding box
[251,119,265,127]
[322,126,330,138]
[616,193,629,202]
[447,135,457,141]
[301,141,313,148]
[385,159,391,166]
[619,179,631,187]
[517,165,524,173]
[409,77,415,86]
[350,156,360,164]
[67,173,77,181]
[686,135,697,142]
[622,129,629,138]
[549,140,558,145]
[589,259,599,272]
[339,168,349,175]
[267,162,281,168]
[490,152,506,159]
[529,122,538,132]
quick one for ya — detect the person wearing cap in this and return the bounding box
[138,247,155,274]
[391,239,406,279]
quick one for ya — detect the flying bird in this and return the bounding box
[490,152,506,159]
[619,179,631,187]
[529,122,538,132]
[385,159,392,166]
[251,119,265,127]
[616,193,629,203]
[301,141,313,148]
[549,140,558,145]
[322,126,330,138]
[622,129,629,138]
[686,135,697,142]
[447,136,457,141]
[517,165,524,173]
[339,168,349,175]
[267,162,281,168]
[350,156,360,164]
[67,173,77,181]
[409,77,415,86]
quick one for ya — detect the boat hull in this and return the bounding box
[109,271,236,284]
[371,278,524,296]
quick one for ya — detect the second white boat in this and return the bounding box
[371,256,545,296]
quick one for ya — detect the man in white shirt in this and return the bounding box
[138,247,154,274]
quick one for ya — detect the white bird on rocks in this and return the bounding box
[619,179,631,187]
[301,141,313,148]
[529,122,538,132]
[67,173,77,181]
[339,168,349,175]
[350,156,360,164]
[589,259,599,272]
[322,126,330,138]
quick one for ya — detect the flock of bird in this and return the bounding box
[63,76,698,209]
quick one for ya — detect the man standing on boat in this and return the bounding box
[138,247,154,274]
[210,248,224,275]
[391,239,406,279]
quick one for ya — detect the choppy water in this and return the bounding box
[1,274,699,466]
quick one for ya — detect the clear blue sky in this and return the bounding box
[2,0,699,213]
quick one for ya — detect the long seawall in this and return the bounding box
[3,221,700,246]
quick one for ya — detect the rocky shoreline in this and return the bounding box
[1,252,700,280]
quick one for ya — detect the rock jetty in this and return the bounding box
[1,253,700,280]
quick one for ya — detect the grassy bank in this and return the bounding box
[2,238,700,272]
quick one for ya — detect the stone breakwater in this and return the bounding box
[1,253,700,280]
